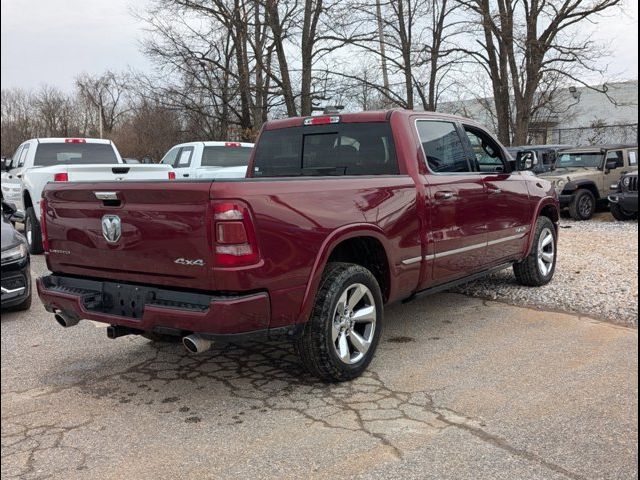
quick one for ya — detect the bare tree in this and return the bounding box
[457,0,622,145]
[76,71,132,136]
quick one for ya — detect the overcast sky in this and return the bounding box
[1,0,638,92]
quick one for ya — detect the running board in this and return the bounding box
[402,262,513,303]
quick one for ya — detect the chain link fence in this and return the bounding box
[551,124,638,146]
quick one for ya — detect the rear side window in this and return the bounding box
[176,147,194,167]
[34,143,119,166]
[253,122,398,177]
[416,121,470,173]
[202,146,252,167]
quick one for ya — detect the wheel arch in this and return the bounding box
[524,197,560,257]
[297,225,393,324]
[567,180,600,199]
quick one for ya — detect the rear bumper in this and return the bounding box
[37,275,275,338]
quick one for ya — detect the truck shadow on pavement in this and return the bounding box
[80,339,448,460]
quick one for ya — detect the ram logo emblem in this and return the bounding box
[101,215,121,243]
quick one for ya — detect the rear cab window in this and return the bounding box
[202,146,251,167]
[34,143,119,166]
[253,122,399,177]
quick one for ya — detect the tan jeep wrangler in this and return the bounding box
[540,144,638,220]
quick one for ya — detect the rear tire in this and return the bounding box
[514,216,557,287]
[25,207,44,254]
[568,190,595,221]
[294,262,383,382]
[610,202,637,221]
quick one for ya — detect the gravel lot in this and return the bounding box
[455,212,639,326]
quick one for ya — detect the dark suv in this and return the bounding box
[609,171,638,221]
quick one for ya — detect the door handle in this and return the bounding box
[487,187,502,194]
[183,173,190,177]
[435,191,456,200]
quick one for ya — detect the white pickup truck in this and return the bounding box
[159,141,254,179]
[0,137,173,254]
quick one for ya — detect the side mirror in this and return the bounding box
[605,160,618,171]
[10,211,26,222]
[1,201,25,223]
[0,158,10,172]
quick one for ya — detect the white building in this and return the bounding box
[439,80,638,145]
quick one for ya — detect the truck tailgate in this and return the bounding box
[43,181,215,291]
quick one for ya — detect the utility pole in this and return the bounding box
[376,0,390,95]
[99,104,103,138]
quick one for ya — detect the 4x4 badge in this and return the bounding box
[174,258,205,267]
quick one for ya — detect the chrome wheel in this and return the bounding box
[537,227,555,276]
[331,283,377,365]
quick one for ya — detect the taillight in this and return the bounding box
[40,199,49,253]
[53,172,69,182]
[212,202,259,267]
[224,142,241,147]
[168,171,176,180]
[64,138,86,143]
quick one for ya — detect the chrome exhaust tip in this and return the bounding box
[182,335,212,354]
[54,311,79,328]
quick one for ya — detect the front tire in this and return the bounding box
[568,189,595,221]
[294,262,383,382]
[25,207,44,254]
[514,216,557,287]
[610,202,637,221]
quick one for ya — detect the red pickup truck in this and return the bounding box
[37,110,559,381]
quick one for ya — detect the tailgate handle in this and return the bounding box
[94,191,121,207]
[112,167,130,174]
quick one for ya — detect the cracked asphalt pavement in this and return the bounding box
[1,255,638,479]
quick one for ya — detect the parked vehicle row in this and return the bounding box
[0,138,174,253]
[35,110,560,381]
[159,141,254,179]
[539,144,638,221]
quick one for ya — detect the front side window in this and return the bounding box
[463,127,506,172]
[606,150,624,168]
[160,147,180,167]
[416,120,470,173]
[629,149,638,166]
[10,146,23,170]
[253,122,398,177]
[18,144,30,167]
